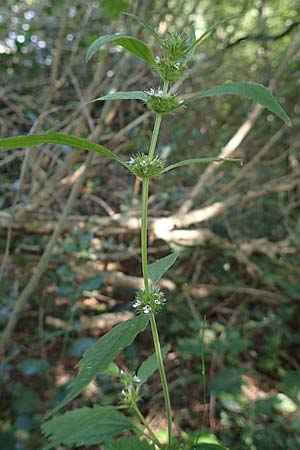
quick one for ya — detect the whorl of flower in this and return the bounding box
[119,370,142,407]
[127,153,165,179]
[156,59,186,82]
[164,32,190,62]
[145,89,183,114]
[133,287,166,315]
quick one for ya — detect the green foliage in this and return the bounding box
[49,316,149,416]
[42,406,134,449]
[138,345,170,383]
[102,0,130,20]
[162,157,241,173]
[148,253,180,287]
[90,91,147,102]
[184,82,291,126]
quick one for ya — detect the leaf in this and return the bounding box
[67,337,96,358]
[162,157,241,173]
[48,316,149,416]
[183,82,291,126]
[148,252,180,286]
[193,445,228,450]
[42,406,134,450]
[192,429,229,450]
[103,361,120,377]
[89,91,147,103]
[137,345,170,383]
[124,13,165,48]
[0,132,129,168]
[86,34,155,65]
[189,16,238,50]
[102,0,129,20]
[182,24,196,64]
[209,369,247,395]
[105,437,155,450]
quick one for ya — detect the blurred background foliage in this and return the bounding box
[0,0,300,449]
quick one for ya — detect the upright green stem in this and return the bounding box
[150,312,173,445]
[140,79,173,445]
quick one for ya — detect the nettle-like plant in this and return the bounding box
[0,13,291,450]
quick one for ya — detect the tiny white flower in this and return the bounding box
[173,62,181,70]
[127,157,136,165]
[154,299,161,304]
[155,56,161,63]
[143,305,151,314]
[120,369,125,375]
[133,375,141,383]
[133,300,141,308]
[140,160,147,167]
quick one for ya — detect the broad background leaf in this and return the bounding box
[162,157,241,173]
[137,345,170,383]
[86,34,155,65]
[89,91,147,102]
[148,252,180,286]
[42,406,134,450]
[184,82,291,126]
[48,316,149,416]
[0,132,129,168]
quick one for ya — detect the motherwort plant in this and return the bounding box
[0,13,291,450]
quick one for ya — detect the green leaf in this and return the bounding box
[86,34,155,65]
[89,91,147,103]
[0,132,129,168]
[162,157,241,173]
[189,16,238,50]
[182,24,196,63]
[193,445,228,450]
[102,0,129,20]
[137,345,170,383]
[103,361,120,377]
[209,369,247,395]
[124,13,165,48]
[42,406,134,450]
[48,316,149,416]
[183,82,291,126]
[148,252,180,286]
[192,429,229,450]
[105,437,155,450]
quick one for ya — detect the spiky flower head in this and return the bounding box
[145,88,183,115]
[133,286,167,315]
[119,370,142,407]
[127,153,165,179]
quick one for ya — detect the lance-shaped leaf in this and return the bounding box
[105,437,155,450]
[188,16,238,51]
[137,344,170,384]
[148,252,180,287]
[89,91,147,103]
[0,132,129,168]
[182,24,196,64]
[124,13,165,48]
[162,157,242,173]
[48,316,149,417]
[183,82,291,126]
[86,34,156,65]
[42,406,134,450]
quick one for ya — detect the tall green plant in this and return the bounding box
[0,13,291,450]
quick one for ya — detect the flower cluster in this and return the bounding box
[127,153,165,179]
[155,32,189,82]
[145,88,183,114]
[119,370,141,407]
[133,287,167,315]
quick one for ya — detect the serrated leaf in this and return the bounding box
[86,34,155,65]
[0,132,129,168]
[138,345,170,384]
[89,91,147,103]
[105,436,155,450]
[148,253,180,287]
[183,82,291,126]
[48,316,149,416]
[124,13,165,48]
[42,406,134,450]
[162,157,241,173]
